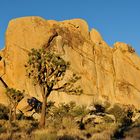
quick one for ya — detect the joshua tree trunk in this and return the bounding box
[39,85,52,128]
[13,106,16,122]
[9,107,12,124]
[39,96,47,128]
[8,105,13,139]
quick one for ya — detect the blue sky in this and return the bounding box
[0,0,140,55]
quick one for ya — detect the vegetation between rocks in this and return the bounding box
[0,101,140,140]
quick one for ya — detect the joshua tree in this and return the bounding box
[6,88,24,122]
[25,48,82,128]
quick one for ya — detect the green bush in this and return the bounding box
[48,103,70,118]
[69,105,88,117]
[0,103,9,120]
[111,106,134,139]
[48,102,88,119]
[0,124,6,133]
[107,104,126,123]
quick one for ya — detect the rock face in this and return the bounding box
[0,16,140,109]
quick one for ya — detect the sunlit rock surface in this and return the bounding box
[0,16,140,110]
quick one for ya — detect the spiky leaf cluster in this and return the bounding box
[53,73,83,95]
[25,48,70,87]
[6,88,24,105]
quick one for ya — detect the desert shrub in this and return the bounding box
[121,109,133,127]
[108,104,133,124]
[85,122,117,139]
[69,105,89,117]
[46,102,87,130]
[112,108,133,139]
[44,102,89,138]
[17,120,38,134]
[45,103,71,129]
[48,102,88,119]
[107,104,126,123]
[0,103,9,120]
[0,124,6,133]
[48,103,70,119]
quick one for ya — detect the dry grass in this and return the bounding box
[0,102,140,140]
[33,129,57,140]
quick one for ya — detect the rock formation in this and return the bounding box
[0,16,140,109]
